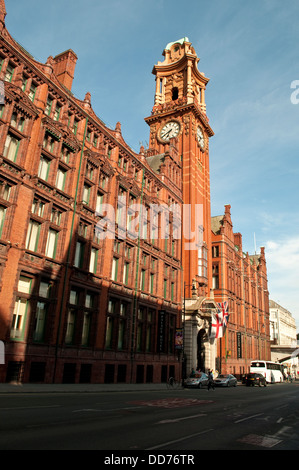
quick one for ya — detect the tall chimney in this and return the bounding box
[52,49,78,91]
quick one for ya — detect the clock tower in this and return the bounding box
[145,37,214,299]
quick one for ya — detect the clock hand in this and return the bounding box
[161,129,172,138]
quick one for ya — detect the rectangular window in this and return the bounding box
[39,281,51,298]
[50,208,62,226]
[1,183,11,201]
[72,119,79,135]
[10,275,32,339]
[150,273,155,294]
[3,134,20,162]
[164,279,168,299]
[123,261,129,285]
[81,311,91,346]
[140,269,146,291]
[65,310,76,344]
[33,302,47,342]
[111,257,118,281]
[171,282,175,301]
[18,276,32,294]
[69,289,79,305]
[54,105,61,122]
[45,98,53,116]
[38,156,51,181]
[43,134,55,153]
[32,198,45,217]
[74,241,85,268]
[28,83,37,102]
[10,298,28,339]
[117,318,125,350]
[21,75,27,92]
[0,205,6,237]
[89,247,98,274]
[82,184,91,205]
[25,220,41,252]
[4,64,14,83]
[11,113,25,132]
[105,317,114,349]
[45,229,58,259]
[56,168,66,191]
[96,193,104,216]
[60,146,71,164]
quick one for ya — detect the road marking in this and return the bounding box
[271,426,292,437]
[158,413,207,424]
[238,434,282,448]
[234,413,264,423]
[130,398,214,409]
[147,428,214,450]
[72,406,142,413]
[0,405,61,411]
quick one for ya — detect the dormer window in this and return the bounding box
[11,112,25,132]
[28,83,37,103]
[4,63,15,83]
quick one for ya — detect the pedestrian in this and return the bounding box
[207,369,214,391]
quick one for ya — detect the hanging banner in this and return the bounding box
[175,328,183,350]
[237,332,242,358]
[157,310,166,353]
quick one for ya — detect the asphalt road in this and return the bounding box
[0,382,298,452]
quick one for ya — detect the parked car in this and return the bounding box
[245,373,267,387]
[184,372,209,388]
[214,374,237,387]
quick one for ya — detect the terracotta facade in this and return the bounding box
[212,205,270,377]
[0,3,270,384]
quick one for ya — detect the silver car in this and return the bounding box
[184,372,209,388]
[214,374,237,387]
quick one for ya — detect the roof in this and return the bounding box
[211,215,224,234]
[165,37,189,50]
[146,153,165,173]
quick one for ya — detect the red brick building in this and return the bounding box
[212,205,270,378]
[0,2,270,384]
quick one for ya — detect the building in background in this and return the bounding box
[0,1,270,384]
[269,300,297,346]
[269,300,298,378]
[211,207,271,378]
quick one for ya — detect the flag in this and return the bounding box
[217,301,229,328]
[210,311,223,339]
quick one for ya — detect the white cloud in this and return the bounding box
[265,236,299,329]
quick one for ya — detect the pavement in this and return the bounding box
[0,382,171,394]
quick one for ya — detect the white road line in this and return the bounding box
[158,413,207,424]
[235,413,264,423]
[147,428,214,450]
[0,405,61,411]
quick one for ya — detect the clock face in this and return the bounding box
[197,126,205,150]
[160,121,180,142]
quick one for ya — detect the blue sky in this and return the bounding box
[5,0,299,331]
